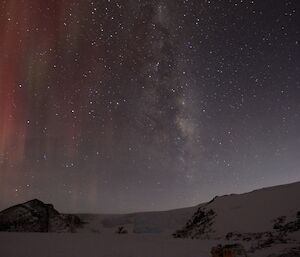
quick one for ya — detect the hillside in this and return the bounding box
[77,205,199,234]
[173,181,300,255]
[0,199,83,232]
[174,181,300,239]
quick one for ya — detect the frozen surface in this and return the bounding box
[0,232,217,257]
[1,182,299,257]
[77,204,199,234]
[0,232,299,257]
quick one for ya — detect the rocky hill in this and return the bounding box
[0,199,83,232]
[174,182,300,239]
[173,182,300,255]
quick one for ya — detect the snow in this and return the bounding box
[207,181,300,236]
[0,233,298,257]
[77,205,199,234]
[77,182,300,239]
[0,232,217,257]
[0,181,299,257]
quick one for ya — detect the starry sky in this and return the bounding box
[0,0,299,213]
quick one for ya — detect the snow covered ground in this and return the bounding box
[0,232,299,257]
[0,182,299,256]
[77,182,300,238]
[77,204,199,234]
[0,232,218,257]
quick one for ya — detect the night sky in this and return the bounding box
[0,0,299,213]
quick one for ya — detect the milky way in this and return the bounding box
[0,0,299,213]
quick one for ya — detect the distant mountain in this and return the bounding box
[77,205,199,234]
[0,199,83,232]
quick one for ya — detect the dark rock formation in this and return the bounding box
[173,207,216,238]
[211,244,248,257]
[273,212,300,235]
[267,246,300,257]
[0,199,83,232]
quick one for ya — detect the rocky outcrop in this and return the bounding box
[211,244,248,257]
[273,212,300,235]
[173,207,216,239]
[267,246,300,257]
[0,199,83,232]
[225,212,300,253]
